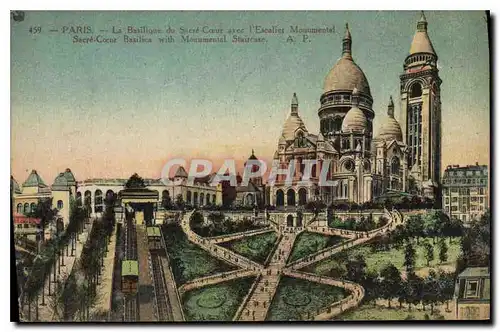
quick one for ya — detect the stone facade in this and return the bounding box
[442,164,489,223]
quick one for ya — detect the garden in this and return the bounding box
[189,211,266,237]
[162,223,237,285]
[266,276,348,321]
[335,303,447,321]
[182,276,255,321]
[303,236,461,278]
[218,231,278,265]
[287,232,346,263]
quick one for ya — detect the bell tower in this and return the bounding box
[400,11,442,196]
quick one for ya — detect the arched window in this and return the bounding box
[30,203,36,213]
[287,189,296,206]
[106,190,115,202]
[94,189,103,213]
[333,117,342,132]
[206,194,210,205]
[212,194,216,205]
[16,203,22,214]
[286,214,294,227]
[276,189,284,207]
[76,192,82,207]
[200,193,205,206]
[298,188,307,205]
[84,190,92,208]
[343,183,348,198]
[391,157,401,175]
[186,191,192,204]
[193,192,198,207]
[364,160,371,172]
[57,200,64,210]
[245,194,254,207]
[410,82,422,98]
[296,131,306,148]
[23,203,29,215]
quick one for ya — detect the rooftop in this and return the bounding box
[458,267,490,278]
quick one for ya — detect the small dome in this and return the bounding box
[323,58,371,96]
[52,173,70,190]
[377,96,403,142]
[378,118,403,142]
[281,114,307,141]
[63,168,76,185]
[342,88,368,133]
[280,93,307,141]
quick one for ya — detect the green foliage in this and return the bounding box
[438,238,448,263]
[175,194,185,209]
[422,240,434,266]
[346,254,367,282]
[288,232,346,263]
[379,263,402,307]
[182,277,255,321]
[162,223,236,284]
[267,276,348,321]
[218,231,278,265]
[457,210,490,271]
[404,242,416,273]
[124,173,146,189]
[190,212,264,237]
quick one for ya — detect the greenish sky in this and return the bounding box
[11,11,490,183]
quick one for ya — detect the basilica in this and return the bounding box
[268,12,442,207]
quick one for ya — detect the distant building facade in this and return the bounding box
[12,169,76,232]
[442,164,489,223]
[76,166,223,218]
[454,267,490,320]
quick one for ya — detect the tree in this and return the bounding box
[422,270,438,314]
[422,240,434,266]
[404,242,416,274]
[124,173,146,189]
[174,194,185,210]
[406,272,423,311]
[379,263,402,308]
[423,210,449,244]
[438,270,456,312]
[31,197,58,240]
[346,254,367,282]
[438,238,448,264]
[406,215,424,244]
[361,270,380,305]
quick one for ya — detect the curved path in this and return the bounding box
[177,209,405,321]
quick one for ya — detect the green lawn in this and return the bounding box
[335,303,445,321]
[182,276,255,321]
[288,232,347,263]
[162,224,237,285]
[304,237,462,277]
[218,231,278,265]
[267,276,349,321]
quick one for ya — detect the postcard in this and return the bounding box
[11,10,491,322]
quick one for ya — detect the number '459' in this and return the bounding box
[29,26,41,34]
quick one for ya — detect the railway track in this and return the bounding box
[124,218,137,261]
[150,253,173,321]
[123,295,139,322]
